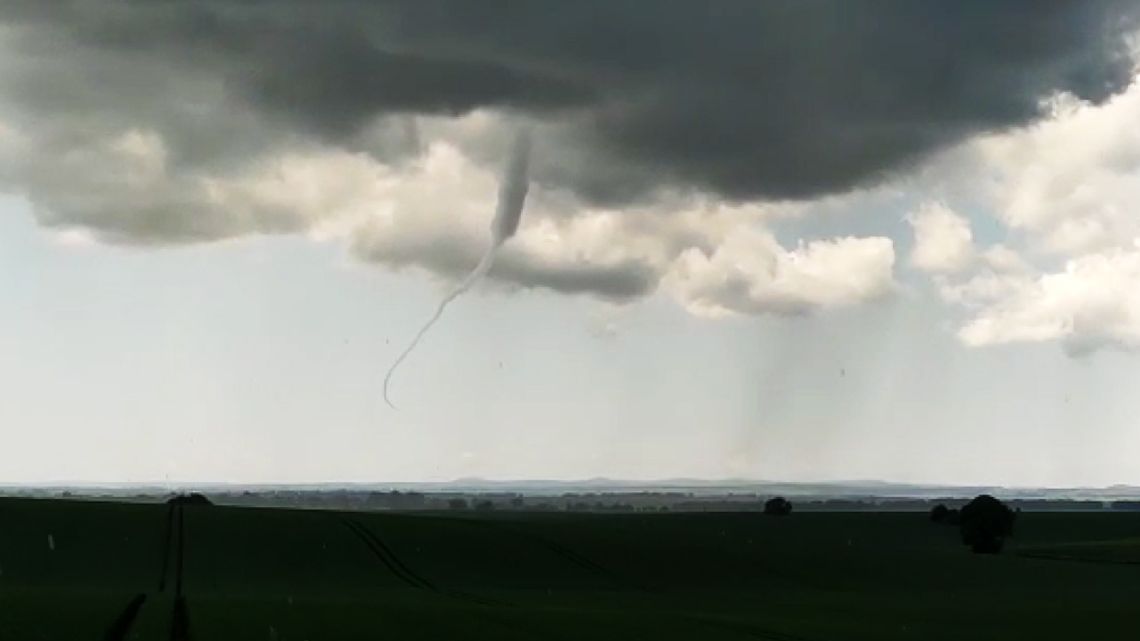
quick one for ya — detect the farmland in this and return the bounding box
[0,497,1137,640]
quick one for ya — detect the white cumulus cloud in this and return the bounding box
[907,202,976,273]
[975,82,1140,256]
[664,230,896,318]
[914,68,1140,353]
[953,242,1140,353]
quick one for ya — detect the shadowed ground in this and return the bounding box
[0,498,1137,640]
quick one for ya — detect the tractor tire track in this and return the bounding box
[687,615,830,641]
[467,518,654,593]
[343,519,434,590]
[464,518,825,640]
[1017,551,1140,566]
[100,593,147,641]
[104,502,180,640]
[342,517,509,607]
[157,502,176,592]
[167,504,192,641]
[537,534,652,592]
[174,504,186,598]
[170,595,191,641]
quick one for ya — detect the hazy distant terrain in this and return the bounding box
[5,480,1139,513]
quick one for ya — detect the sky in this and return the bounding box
[3,2,1140,486]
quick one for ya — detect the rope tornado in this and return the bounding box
[383,130,532,408]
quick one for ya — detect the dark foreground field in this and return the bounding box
[0,498,1137,640]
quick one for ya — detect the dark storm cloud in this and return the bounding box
[2,0,1136,202]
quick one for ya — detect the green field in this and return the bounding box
[0,498,1137,640]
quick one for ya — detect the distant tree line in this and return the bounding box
[40,486,1139,515]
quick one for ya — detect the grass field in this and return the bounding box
[0,498,1137,640]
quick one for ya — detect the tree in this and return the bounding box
[764,496,793,516]
[474,500,495,511]
[167,493,213,506]
[930,504,949,522]
[447,498,468,510]
[959,494,1015,554]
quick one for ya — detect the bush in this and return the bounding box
[447,498,469,510]
[930,504,949,522]
[167,493,213,506]
[764,496,793,516]
[930,504,961,524]
[959,494,1015,554]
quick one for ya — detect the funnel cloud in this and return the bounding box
[383,130,532,408]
